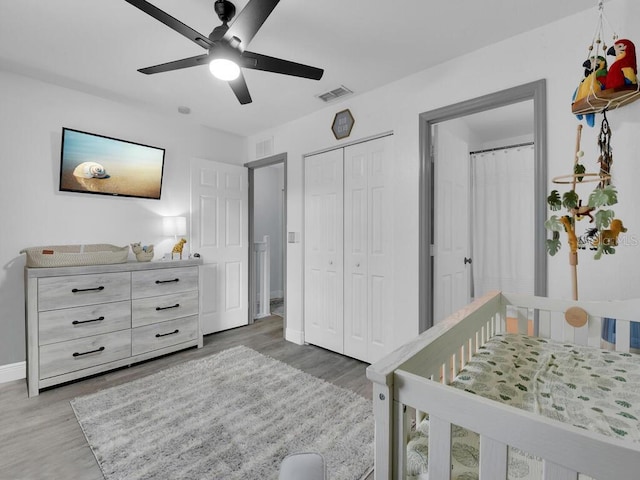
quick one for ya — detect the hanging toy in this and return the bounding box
[545,124,623,300]
[597,111,613,187]
[571,1,640,118]
[573,55,608,126]
[604,39,637,89]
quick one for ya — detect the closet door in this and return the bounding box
[344,135,393,363]
[304,149,344,353]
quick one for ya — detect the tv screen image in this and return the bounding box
[59,128,165,200]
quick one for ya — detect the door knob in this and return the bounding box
[356,263,360,267]
[464,257,472,265]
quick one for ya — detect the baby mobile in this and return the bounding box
[546,0,638,300]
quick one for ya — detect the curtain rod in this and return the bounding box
[470,141,534,155]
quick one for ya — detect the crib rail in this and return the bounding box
[395,369,640,480]
[366,291,640,480]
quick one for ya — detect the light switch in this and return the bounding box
[288,232,300,243]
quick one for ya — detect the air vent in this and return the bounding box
[317,85,353,103]
[256,137,274,159]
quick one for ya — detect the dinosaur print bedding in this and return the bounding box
[406,333,640,480]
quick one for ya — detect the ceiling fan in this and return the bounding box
[124,0,324,104]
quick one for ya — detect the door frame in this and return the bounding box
[245,153,287,327]
[419,79,548,332]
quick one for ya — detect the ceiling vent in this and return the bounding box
[317,85,353,103]
[255,137,274,159]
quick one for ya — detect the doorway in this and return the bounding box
[419,80,548,332]
[246,153,287,326]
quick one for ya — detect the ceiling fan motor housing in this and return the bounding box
[214,0,236,23]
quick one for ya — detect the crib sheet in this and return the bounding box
[406,333,640,480]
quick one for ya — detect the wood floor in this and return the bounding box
[0,315,374,480]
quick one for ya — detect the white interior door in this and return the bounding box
[344,136,393,363]
[304,149,344,353]
[190,158,248,334]
[433,124,471,323]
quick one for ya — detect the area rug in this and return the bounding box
[70,346,374,480]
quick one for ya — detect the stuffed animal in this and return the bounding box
[578,219,627,252]
[594,218,627,248]
[604,39,637,89]
[559,216,578,253]
[578,227,599,250]
[131,242,154,261]
[570,201,596,222]
[573,56,607,126]
[172,238,187,259]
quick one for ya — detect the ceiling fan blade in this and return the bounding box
[229,72,252,104]
[224,0,280,49]
[240,51,324,80]
[138,54,210,74]
[125,0,213,49]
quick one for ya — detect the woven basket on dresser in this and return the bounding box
[20,244,129,268]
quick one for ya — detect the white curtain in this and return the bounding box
[471,144,535,297]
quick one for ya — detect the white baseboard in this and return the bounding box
[285,327,305,345]
[270,290,284,300]
[0,361,26,384]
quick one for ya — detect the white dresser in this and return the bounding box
[25,259,203,397]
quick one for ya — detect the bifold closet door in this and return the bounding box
[304,149,344,353]
[343,136,393,363]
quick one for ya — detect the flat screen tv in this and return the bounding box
[59,127,165,200]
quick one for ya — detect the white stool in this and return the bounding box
[279,452,327,480]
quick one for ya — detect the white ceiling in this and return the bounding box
[462,101,534,146]
[0,0,600,137]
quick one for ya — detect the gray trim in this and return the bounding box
[246,153,287,331]
[419,79,547,333]
[244,152,287,169]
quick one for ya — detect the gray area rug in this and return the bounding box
[71,346,374,480]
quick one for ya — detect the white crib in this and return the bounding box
[366,291,640,480]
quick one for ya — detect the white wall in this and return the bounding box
[3,0,639,370]
[247,0,640,348]
[253,165,284,298]
[0,70,245,367]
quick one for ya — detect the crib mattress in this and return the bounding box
[406,333,640,479]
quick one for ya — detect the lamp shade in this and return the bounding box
[162,216,187,237]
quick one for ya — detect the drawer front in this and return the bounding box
[39,301,131,345]
[131,267,198,299]
[131,290,199,328]
[39,330,131,379]
[38,272,131,311]
[132,316,198,356]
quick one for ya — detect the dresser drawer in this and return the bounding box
[131,267,198,299]
[38,272,131,311]
[131,290,199,328]
[39,301,131,345]
[39,330,131,380]
[132,316,198,356]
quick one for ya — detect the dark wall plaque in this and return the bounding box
[331,109,355,140]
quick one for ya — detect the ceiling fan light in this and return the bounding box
[209,58,240,81]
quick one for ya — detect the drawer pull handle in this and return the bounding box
[156,329,179,338]
[72,316,105,325]
[71,286,105,293]
[73,346,105,357]
[155,278,179,284]
[156,303,180,311]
